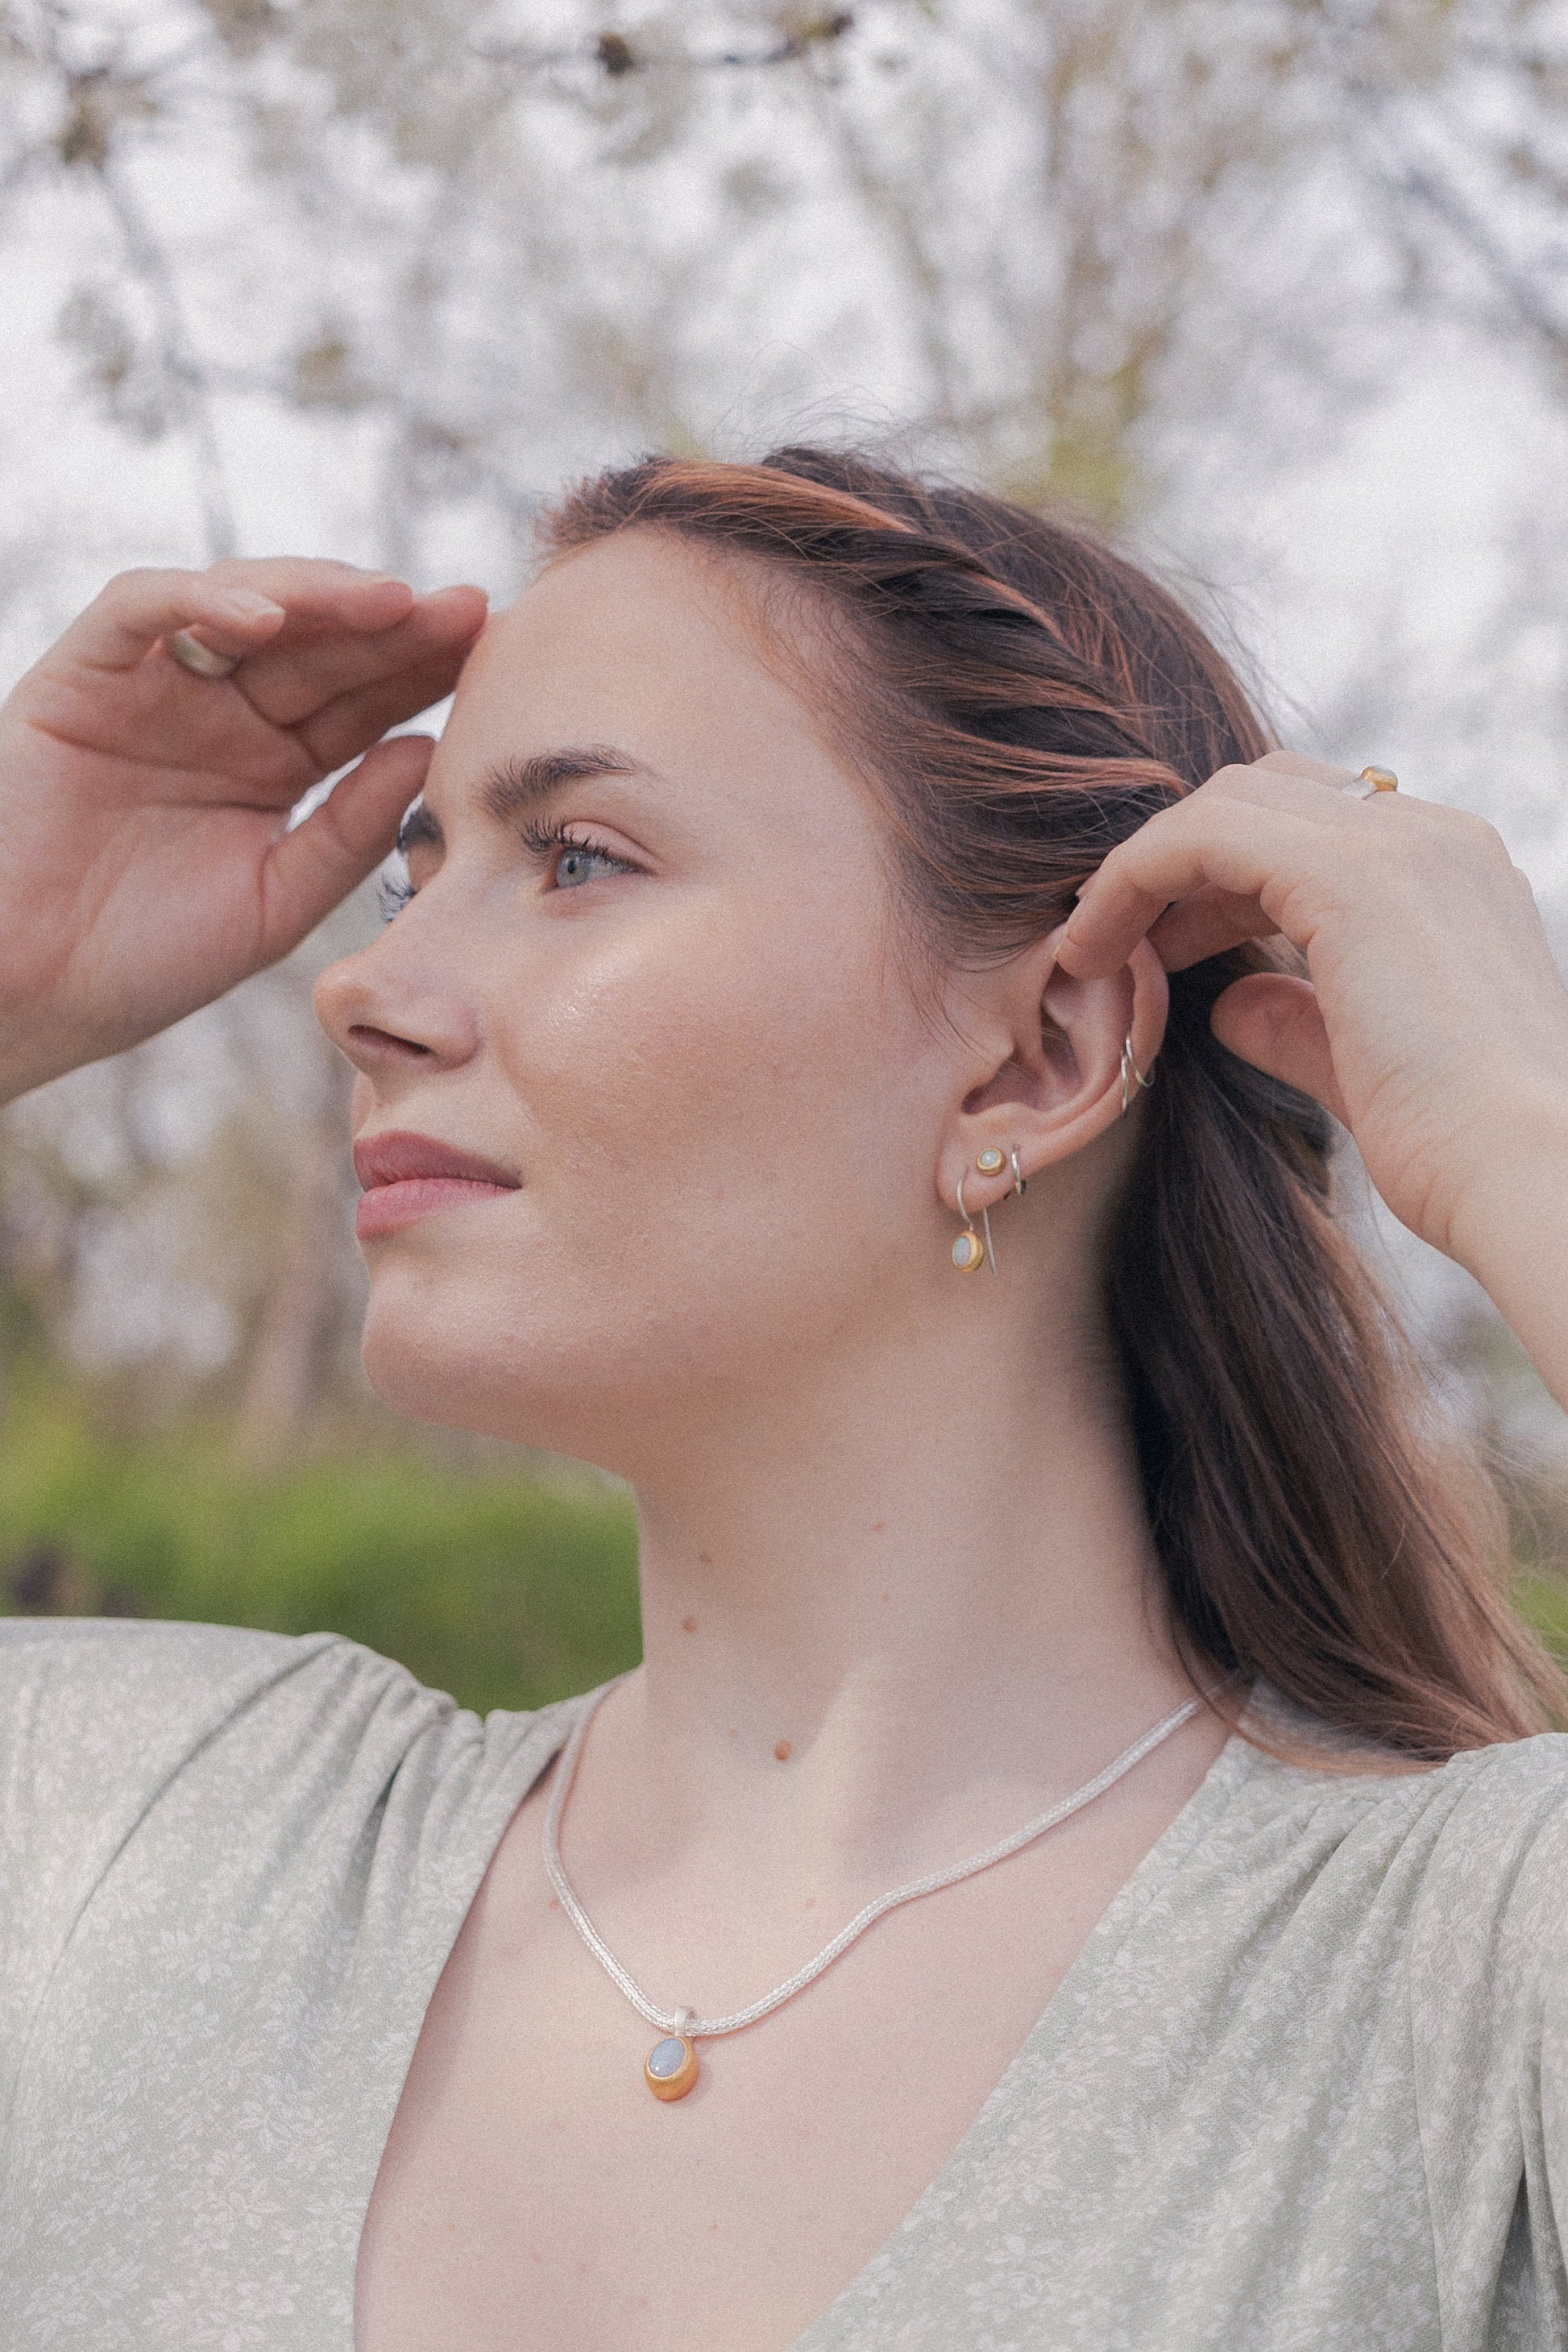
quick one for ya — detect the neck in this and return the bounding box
[590,1288,1199,1878]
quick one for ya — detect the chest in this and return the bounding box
[353,1785,1153,2352]
[13,1741,1537,2352]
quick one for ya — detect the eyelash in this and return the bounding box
[379,822,635,921]
[518,817,636,881]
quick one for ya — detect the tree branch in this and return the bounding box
[474,13,855,80]
[90,151,239,557]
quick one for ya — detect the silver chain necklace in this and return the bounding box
[542,1678,1201,2101]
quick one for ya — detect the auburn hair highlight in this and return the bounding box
[541,446,1564,1762]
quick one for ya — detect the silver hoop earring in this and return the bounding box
[1009,1147,1027,1198]
[952,1171,998,1276]
[1119,1033,1155,1117]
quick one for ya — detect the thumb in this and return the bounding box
[1209,971,1349,1126]
[258,734,433,960]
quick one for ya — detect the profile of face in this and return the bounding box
[314,529,1129,1473]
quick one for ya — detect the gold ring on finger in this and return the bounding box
[166,628,242,681]
[1346,764,1399,799]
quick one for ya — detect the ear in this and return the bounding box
[935,929,1168,1213]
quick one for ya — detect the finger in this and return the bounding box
[1060,800,1326,978]
[50,567,290,674]
[1180,755,1371,832]
[1209,972,1348,1125]
[1147,883,1280,973]
[49,561,415,677]
[256,733,434,960]
[234,585,487,732]
[1200,753,1434,831]
[206,555,411,610]
[1247,749,1357,790]
[293,641,481,774]
[172,567,416,675]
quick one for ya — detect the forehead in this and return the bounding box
[431,529,847,801]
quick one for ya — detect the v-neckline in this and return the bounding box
[786,1719,1261,2348]
[348,1690,1262,2352]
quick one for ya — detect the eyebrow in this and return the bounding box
[395,744,650,860]
[479,743,644,823]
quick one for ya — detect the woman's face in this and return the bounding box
[313,529,967,1466]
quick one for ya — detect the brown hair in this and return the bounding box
[543,446,1565,1761]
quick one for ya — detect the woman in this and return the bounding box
[2,447,1567,2352]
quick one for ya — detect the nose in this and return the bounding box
[313,927,483,1083]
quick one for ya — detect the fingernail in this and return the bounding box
[216,587,285,620]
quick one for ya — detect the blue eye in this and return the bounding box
[518,817,637,889]
[555,843,625,889]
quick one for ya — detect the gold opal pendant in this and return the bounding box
[645,2034,699,2101]
[952,1229,985,1272]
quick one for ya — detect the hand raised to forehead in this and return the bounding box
[1059,750,1568,1265]
[0,556,488,1101]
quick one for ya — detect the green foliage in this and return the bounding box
[1514,1570,1568,1673]
[0,1387,641,1716]
[6,1380,1566,1726]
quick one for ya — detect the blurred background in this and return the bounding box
[2,0,1566,1712]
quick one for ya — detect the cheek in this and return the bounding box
[359,891,947,1443]
[500,899,907,1209]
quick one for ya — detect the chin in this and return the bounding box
[358,1268,635,1458]
[362,1302,541,1446]
[355,1222,848,1463]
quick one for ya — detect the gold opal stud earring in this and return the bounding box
[952,1172,986,1273]
[975,1147,1006,1177]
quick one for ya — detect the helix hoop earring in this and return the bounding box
[1119,1032,1155,1117]
[952,1171,998,1276]
[1009,1147,1027,1198]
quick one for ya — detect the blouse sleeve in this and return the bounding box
[1406,1733,1568,2342]
[0,1616,350,2092]
[1529,1798,1568,2334]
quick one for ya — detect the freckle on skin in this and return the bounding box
[682,1615,698,1632]
[548,1895,560,1910]
[699,1551,713,1566]
[880,1592,890,1603]
[774,1739,793,1761]
[871,1521,885,1533]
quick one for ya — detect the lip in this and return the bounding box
[353,1130,521,1241]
